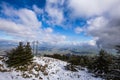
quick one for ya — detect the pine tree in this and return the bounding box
[93,49,112,74]
[24,42,33,63]
[113,45,120,70]
[116,45,120,54]
[6,42,33,67]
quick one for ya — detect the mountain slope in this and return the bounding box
[0,56,103,80]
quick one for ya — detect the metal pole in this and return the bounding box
[36,41,39,56]
[32,41,35,55]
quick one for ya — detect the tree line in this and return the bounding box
[4,42,120,80]
[44,47,120,80]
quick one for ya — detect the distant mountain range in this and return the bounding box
[0,41,117,55]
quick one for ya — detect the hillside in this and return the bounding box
[0,56,103,80]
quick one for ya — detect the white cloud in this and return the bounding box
[0,6,41,39]
[67,0,120,48]
[46,7,63,24]
[87,16,120,48]
[87,16,108,33]
[18,9,41,29]
[74,27,83,34]
[45,0,64,25]
[33,5,43,14]
[0,19,23,33]
[0,5,66,44]
[1,0,120,48]
[68,0,119,17]
[87,39,97,46]
[109,4,120,19]
[46,0,65,6]
[0,19,39,39]
[56,39,97,47]
[44,27,53,33]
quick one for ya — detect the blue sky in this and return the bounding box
[0,0,120,48]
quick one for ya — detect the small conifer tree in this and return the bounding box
[24,42,33,62]
[93,49,112,74]
[114,45,120,70]
[6,42,33,67]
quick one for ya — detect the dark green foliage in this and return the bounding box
[44,49,119,79]
[114,45,120,70]
[44,54,90,67]
[44,54,69,61]
[65,64,77,71]
[115,45,120,70]
[68,56,80,65]
[24,42,34,62]
[115,45,120,54]
[6,42,33,67]
[68,55,89,66]
[92,49,112,74]
[106,45,120,80]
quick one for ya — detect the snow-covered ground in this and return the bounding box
[0,56,103,80]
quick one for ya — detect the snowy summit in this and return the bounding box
[0,56,102,80]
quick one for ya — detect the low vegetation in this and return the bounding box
[44,48,120,80]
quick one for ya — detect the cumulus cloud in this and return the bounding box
[0,6,41,39]
[0,4,66,44]
[68,0,119,17]
[18,9,41,28]
[74,27,83,34]
[87,16,120,48]
[33,5,43,14]
[67,0,120,48]
[44,27,53,33]
[1,0,120,48]
[45,0,64,25]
